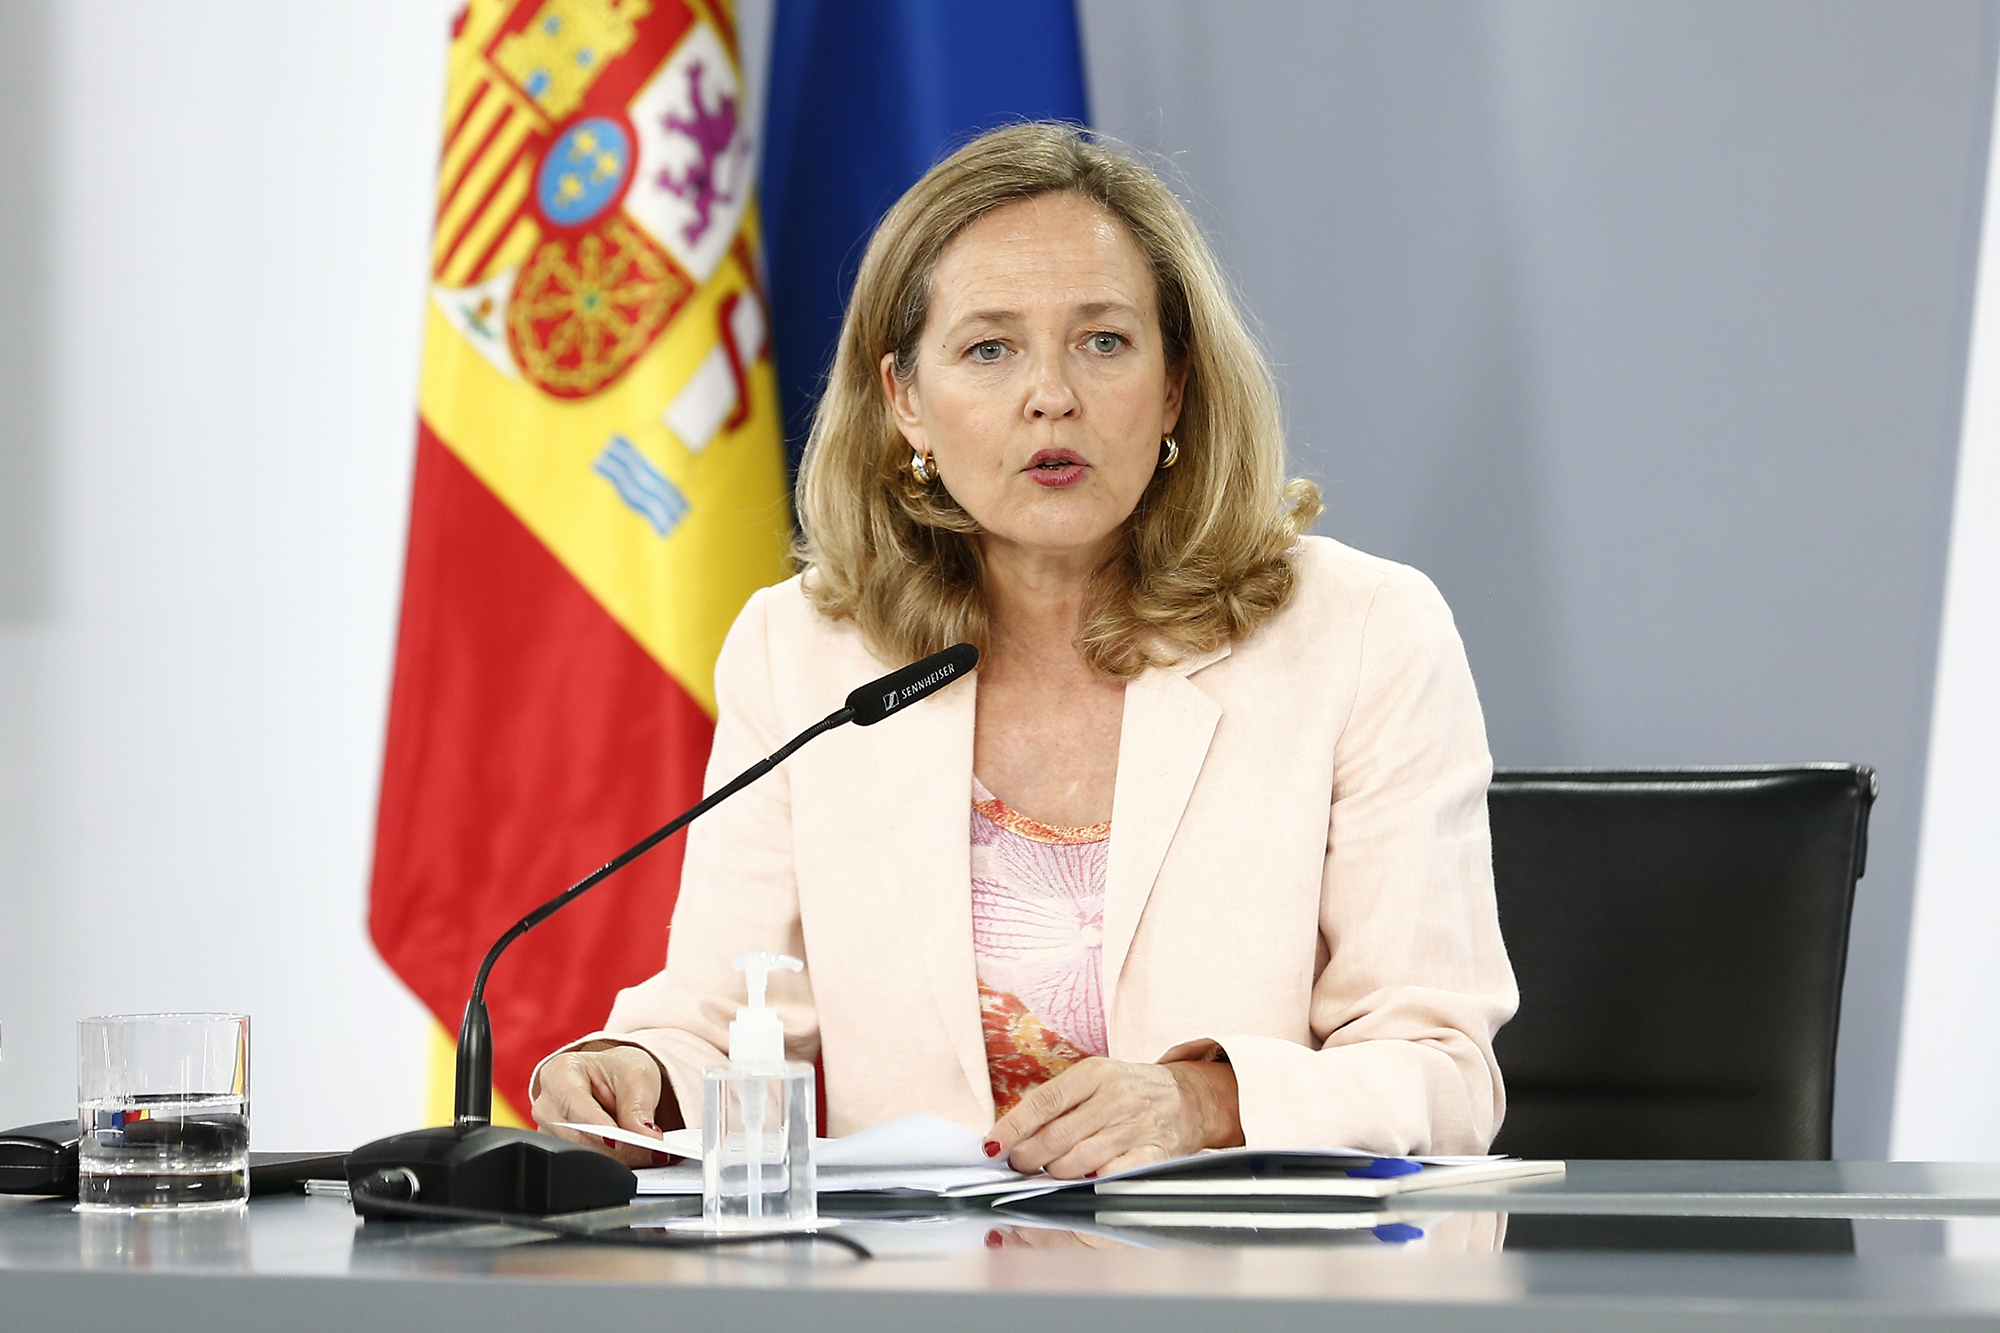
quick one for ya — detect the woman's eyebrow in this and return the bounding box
[945,308,1023,333]
[946,301,1142,334]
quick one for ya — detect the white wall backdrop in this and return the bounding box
[1890,46,2000,1265]
[0,0,458,1147]
[1896,72,2000,1170]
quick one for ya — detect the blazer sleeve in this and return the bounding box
[1191,566,1518,1155]
[527,585,821,1127]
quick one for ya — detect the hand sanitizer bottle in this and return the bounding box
[701,952,816,1229]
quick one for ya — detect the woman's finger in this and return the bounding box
[1085,1142,1178,1181]
[1003,1065,1155,1175]
[585,1049,672,1167]
[533,1055,614,1133]
[988,1059,1108,1157]
[1036,1101,1176,1179]
[1010,1096,1128,1176]
[605,1052,664,1135]
[532,1051,665,1167]
[1037,1123,1126,1178]
[1004,1060,1197,1177]
[534,1098,626,1157]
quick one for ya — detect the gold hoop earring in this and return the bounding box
[910,449,934,484]
[1159,436,1180,469]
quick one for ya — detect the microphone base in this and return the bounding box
[346,1124,636,1219]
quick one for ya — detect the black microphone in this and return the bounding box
[846,642,977,726]
[346,643,977,1218]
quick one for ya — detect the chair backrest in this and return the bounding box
[1487,765,1874,1161]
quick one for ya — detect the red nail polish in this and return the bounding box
[985,1229,1004,1247]
[640,1120,660,1133]
[983,1140,1002,1157]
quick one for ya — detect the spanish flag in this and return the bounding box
[370,0,790,1124]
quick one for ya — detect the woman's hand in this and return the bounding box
[984,1057,1243,1178]
[530,1041,678,1168]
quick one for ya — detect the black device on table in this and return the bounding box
[0,1121,79,1196]
[0,1120,345,1199]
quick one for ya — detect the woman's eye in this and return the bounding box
[1087,333,1125,354]
[970,341,1005,362]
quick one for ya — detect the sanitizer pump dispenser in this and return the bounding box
[701,952,816,1228]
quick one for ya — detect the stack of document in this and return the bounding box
[1071,1151,1564,1203]
[568,1114,1022,1195]
[566,1114,1563,1201]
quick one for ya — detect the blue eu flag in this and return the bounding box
[759,0,1091,469]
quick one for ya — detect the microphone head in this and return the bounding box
[847,643,979,726]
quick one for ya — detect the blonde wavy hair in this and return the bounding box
[794,122,1322,679]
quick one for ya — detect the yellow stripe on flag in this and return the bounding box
[421,218,791,714]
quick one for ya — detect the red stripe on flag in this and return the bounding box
[435,134,535,280]
[370,421,713,1114]
[436,101,516,229]
[462,207,531,288]
[440,78,491,162]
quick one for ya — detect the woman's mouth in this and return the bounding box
[1026,449,1087,487]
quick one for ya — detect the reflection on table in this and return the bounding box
[9,1160,2000,1331]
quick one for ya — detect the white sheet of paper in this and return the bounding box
[576,1115,1508,1199]
[632,1162,1025,1196]
[816,1113,992,1168]
[555,1122,700,1157]
[559,1112,993,1169]
[956,1147,1509,1205]
[1407,1154,1507,1166]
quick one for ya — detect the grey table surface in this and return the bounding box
[1416,1158,2000,1216]
[8,1161,2000,1332]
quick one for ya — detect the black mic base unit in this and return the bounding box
[345,1124,636,1219]
[0,1121,80,1197]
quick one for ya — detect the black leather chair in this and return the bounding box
[1487,764,1875,1161]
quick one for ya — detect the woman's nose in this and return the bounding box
[1024,351,1080,419]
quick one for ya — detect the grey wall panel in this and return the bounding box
[0,0,55,1089]
[0,0,52,623]
[1082,0,1995,1156]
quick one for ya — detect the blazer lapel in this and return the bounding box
[1102,644,1229,1030]
[868,667,989,1112]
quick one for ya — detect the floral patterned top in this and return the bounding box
[970,777,1109,1118]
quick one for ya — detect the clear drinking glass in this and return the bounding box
[76,1014,250,1212]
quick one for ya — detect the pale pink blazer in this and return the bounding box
[542,536,1518,1154]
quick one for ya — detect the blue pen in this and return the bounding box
[1346,1157,1425,1179]
[1372,1222,1427,1243]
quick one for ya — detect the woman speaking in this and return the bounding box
[531,123,1516,1178]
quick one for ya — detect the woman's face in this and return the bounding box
[883,192,1185,570]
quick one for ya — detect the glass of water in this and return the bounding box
[76,1014,250,1212]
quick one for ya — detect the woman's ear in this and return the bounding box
[1162,360,1188,436]
[881,352,926,449]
